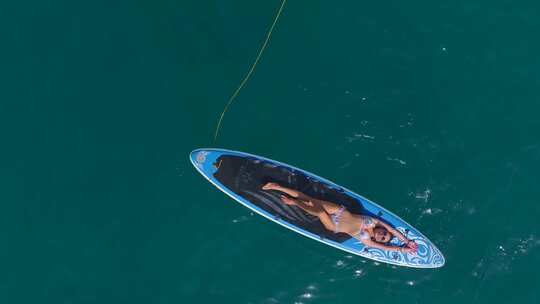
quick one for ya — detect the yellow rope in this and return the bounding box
[213,0,287,142]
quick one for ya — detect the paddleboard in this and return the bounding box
[190,148,445,268]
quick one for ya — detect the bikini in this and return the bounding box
[331,206,373,240]
[330,205,346,233]
[355,217,373,240]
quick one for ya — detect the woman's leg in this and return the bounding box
[311,198,343,214]
[262,183,310,200]
[263,183,342,214]
[280,196,336,232]
[280,195,322,216]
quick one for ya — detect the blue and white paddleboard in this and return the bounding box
[190,148,445,268]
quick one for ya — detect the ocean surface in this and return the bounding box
[1,0,539,303]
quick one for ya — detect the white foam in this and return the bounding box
[300,293,313,299]
[353,269,365,278]
[387,157,407,165]
[415,189,431,202]
[347,134,375,142]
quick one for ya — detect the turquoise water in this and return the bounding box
[1,0,539,303]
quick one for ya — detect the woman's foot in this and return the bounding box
[262,182,281,191]
[280,195,297,206]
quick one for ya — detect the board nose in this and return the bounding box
[190,149,206,164]
[189,149,199,162]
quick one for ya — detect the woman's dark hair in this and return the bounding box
[372,226,392,244]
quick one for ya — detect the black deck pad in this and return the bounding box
[212,155,367,243]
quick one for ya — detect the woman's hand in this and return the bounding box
[402,247,416,254]
[405,240,418,252]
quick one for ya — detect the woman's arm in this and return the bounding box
[374,218,409,243]
[372,219,418,250]
[355,236,414,253]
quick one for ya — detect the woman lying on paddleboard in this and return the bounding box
[262,182,418,254]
